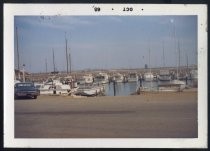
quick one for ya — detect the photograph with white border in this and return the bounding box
[4,4,207,148]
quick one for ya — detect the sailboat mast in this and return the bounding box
[162,40,165,68]
[45,58,48,73]
[172,20,178,78]
[186,53,188,71]
[65,33,69,74]
[69,52,71,74]
[52,49,55,72]
[16,27,20,79]
[148,41,152,90]
[149,47,151,73]
[178,39,181,76]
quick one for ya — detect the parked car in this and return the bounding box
[15,82,39,99]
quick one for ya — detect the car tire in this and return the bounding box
[33,96,37,99]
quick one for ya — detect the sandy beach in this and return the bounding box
[15,91,197,138]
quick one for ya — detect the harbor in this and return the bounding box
[13,16,199,139]
[14,16,198,97]
[15,66,198,97]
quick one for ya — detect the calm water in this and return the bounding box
[104,80,195,96]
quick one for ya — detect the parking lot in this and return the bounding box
[15,92,197,138]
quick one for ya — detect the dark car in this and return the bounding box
[15,82,39,99]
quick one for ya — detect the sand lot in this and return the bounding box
[15,91,197,138]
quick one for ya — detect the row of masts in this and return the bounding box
[147,21,189,81]
[16,26,72,75]
[44,33,72,74]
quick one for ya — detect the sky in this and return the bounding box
[14,16,197,73]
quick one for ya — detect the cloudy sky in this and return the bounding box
[14,16,197,73]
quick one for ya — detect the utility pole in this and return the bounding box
[65,32,69,74]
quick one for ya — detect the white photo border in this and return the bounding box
[3,4,207,148]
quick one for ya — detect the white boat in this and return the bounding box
[158,70,171,81]
[39,78,71,95]
[127,73,138,82]
[113,73,124,83]
[190,70,198,80]
[62,76,78,89]
[144,72,154,82]
[76,84,104,96]
[94,72,109,84]
[77,74,93,85]
[138,79,185,92]
[158,80,186,92]
[190,70,198,87]
[157,23,186,92]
